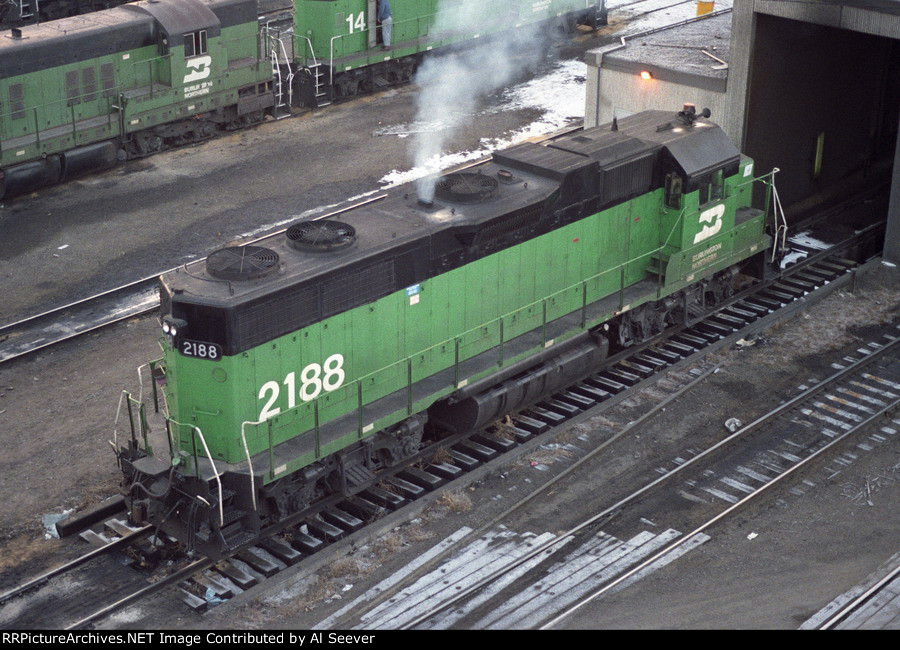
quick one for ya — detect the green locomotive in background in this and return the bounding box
[0,0,606,198]
[118,107,773,557]
[0,0,274,197]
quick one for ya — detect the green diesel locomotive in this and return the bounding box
[118,107,772,557]
[0,0,274,197]
[0,0,606,198]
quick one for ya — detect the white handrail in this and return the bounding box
[169,420,225,527]
[191,425,224,527]
[240,420,263,512]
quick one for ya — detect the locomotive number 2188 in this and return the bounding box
[257,353,346,421]
[181,340,222,360]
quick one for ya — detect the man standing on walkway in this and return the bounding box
[378,0,393,50]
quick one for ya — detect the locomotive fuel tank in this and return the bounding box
[429,334,609,434]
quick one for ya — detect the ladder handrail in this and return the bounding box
[239,420,261,512]
[169,419,224,527]
[263,23,295,114]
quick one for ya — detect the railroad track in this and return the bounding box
[5,232,876,628]
[317,325,899,629]
[0,513,215,629]
[814,563,900,630]
[0,194,387,366]
[0,521,165,629]
[0,524,150,609]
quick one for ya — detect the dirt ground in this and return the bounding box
[0,317,161,587]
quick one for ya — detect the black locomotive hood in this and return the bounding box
[161,160,562,356]
[161,108,742,356]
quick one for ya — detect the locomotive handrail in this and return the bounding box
[169,418,225,527]
[114,387,152,457]
[757,167,787,261]
[272,29,296,110]
[239,419,262,511]
[112,390,127,464]
[3,92,119,155]
[126,53,172,101]
[296,34,319,68]
[135,362,148,405]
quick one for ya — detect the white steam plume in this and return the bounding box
[411,1,550,201]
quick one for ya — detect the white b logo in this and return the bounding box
[693,204,725,244]
[184,56,212,84]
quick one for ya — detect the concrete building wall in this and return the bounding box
[587,1,899,263]
[585,63,727,133]
[726,1,900,263]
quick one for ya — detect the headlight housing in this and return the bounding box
[161,316,187,343]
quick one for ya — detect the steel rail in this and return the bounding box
[539,337,900,629]
[0,525,152,606]
[818,563,900,630]
[64,557,215,630]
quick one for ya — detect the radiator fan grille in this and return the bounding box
[286,220,357,252]
[206,245,280,281]
[435,172,499,204]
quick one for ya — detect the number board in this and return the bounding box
[180,340,223,360]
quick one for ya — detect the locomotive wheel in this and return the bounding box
[244,110,265,126]
[131,133,163,156]
[337,79,357,98]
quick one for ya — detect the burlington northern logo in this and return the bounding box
[693,204,725,244]
[184,55,212,84]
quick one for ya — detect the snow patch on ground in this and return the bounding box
[379,59,587,189]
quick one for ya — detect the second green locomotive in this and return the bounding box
[0,0,606,198]
[0,0,274,198]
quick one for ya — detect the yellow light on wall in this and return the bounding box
[640,70,653,80]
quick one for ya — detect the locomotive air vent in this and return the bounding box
[206,245,280,281]
[286,220,357,253]
[435,172,500,204]
[496,169,519,184]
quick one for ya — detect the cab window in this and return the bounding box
[664,172,683,209]
[699,169,724,205]
[184,30,208,58]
